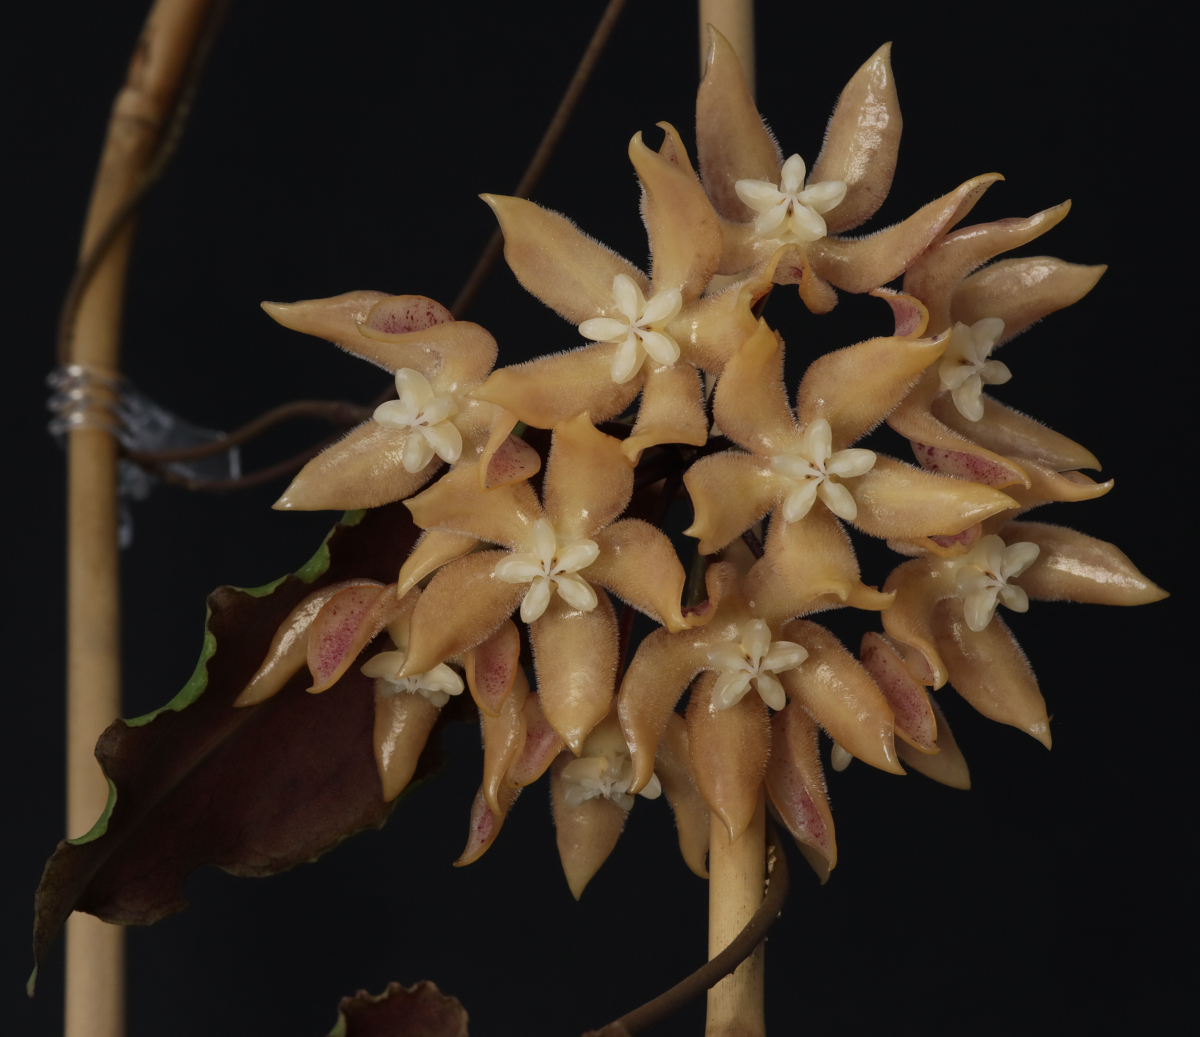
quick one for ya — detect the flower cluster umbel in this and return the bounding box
[238,30,1163,894]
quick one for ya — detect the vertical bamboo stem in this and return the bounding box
[699,0,755,97]
[706,791,767,1037]
[64,3,213,1035]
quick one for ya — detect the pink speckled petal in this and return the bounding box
[897,695,970,789]
[1001,522,1167,606]
[530,588,619,754]
[655,713,711,878]
[509,676,564,786]
[713,320,804,454]
[779,620,902,774]
[482,193,648,323]
[810,43,901,234]
[308,583,405,692]
[402,550,526,677]
[930,393,1100,472]
[631,126,722,301]
[623,362,709,464]
[765,703,836,867]
[881,557,958,688]
[683,451,781,556]
[951,257,1107,345]
[235,579,382,707]
[550,753,628,899]
[273,422,440,512]
[809,174,1003,293]
[902,203,1072,333]
[405,463,542,549]
[859,631,938,752]
[869,288,930,339]
[373,684,442,802]
[796,333,948,449]
[454,783,521,867]
[686,670,771,841]
[480,666,528,814]
[932,600,1051,748]
[358,311,498,393]
[470,343,642,429]
[696,26,782,222]
[589,519,691,632]
[465,619,521,717]
[845,455,1018,539]
[543,413,633,542]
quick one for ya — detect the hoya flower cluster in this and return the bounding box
[236,31,1164,895]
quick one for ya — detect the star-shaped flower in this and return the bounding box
[937,318,1011,422]
[954,534,1039,631]
[470,123,767,461]
[397,413,712,752]
[705,618,807,710]
[695,29,1003,311]
[684,318,1017,610]
[262,292,539,511]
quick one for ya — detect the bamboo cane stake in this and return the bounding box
[699,0,755,96]
[706,792,767,1037]
[64,3,214,1035]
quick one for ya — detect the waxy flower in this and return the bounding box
[685,318,1017,609]
[881,521,1166,746]
[938,318,1011,422]
[262,292,539,510]
[695,29,1003,311]
[471,123,766,460]
[397,413,711,752]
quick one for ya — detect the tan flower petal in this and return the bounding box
[762,244,838,314]
[859,631,938,752]
[273,421,440,512]
[1002,460,1114,509]
[469,343,641,429]
[373,683,442,802]
[779,620,902,774]
[810,42,901,235]
[630,126,722,300]
[402,550,526,677]
[396,529,479,598]
[696,25,782,223]
[235,579,381,706]
[713,319,804,454]
[655,713,712,878]
[480,667,528,815]
[622,363,709,463]
[889,522,982,561]
[308,583,408,692]
[477,407,541,489]
[549,753,628,899]
[665,276,766,371]
[747,506,892,626]
[358,311,497,391]
[542,414,633,541]
[808,174,1003,293]
[881,557,956,689]
[465,619,521,717]
[481,193,648,324]
[869,288,930,339]
[529,588,619,754]
[686,670,771,841]
[260,290,393,358]
[1001,521,1167,607]
[683,451,780,555]
[896,695,970,790]
[405,463,542,549]
[619,593,738,794]
[588,518,691,632]
[509,677,564,786]
[951,257,1107,345]
[932,599,1051,748]
[796,332,949,449]
[903,203,1072,333]
[846,455,1018,538]
[454,784,520,867]
[930,392,1100,472]
[764,702,837,867]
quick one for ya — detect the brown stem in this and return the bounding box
[450,0,629,318]
[583,821,789,1037]
[146,433,339,492]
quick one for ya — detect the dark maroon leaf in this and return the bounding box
[329,981,469,1037]
[30,502,452,988]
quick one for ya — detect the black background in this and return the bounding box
[2,1,1189,1034]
